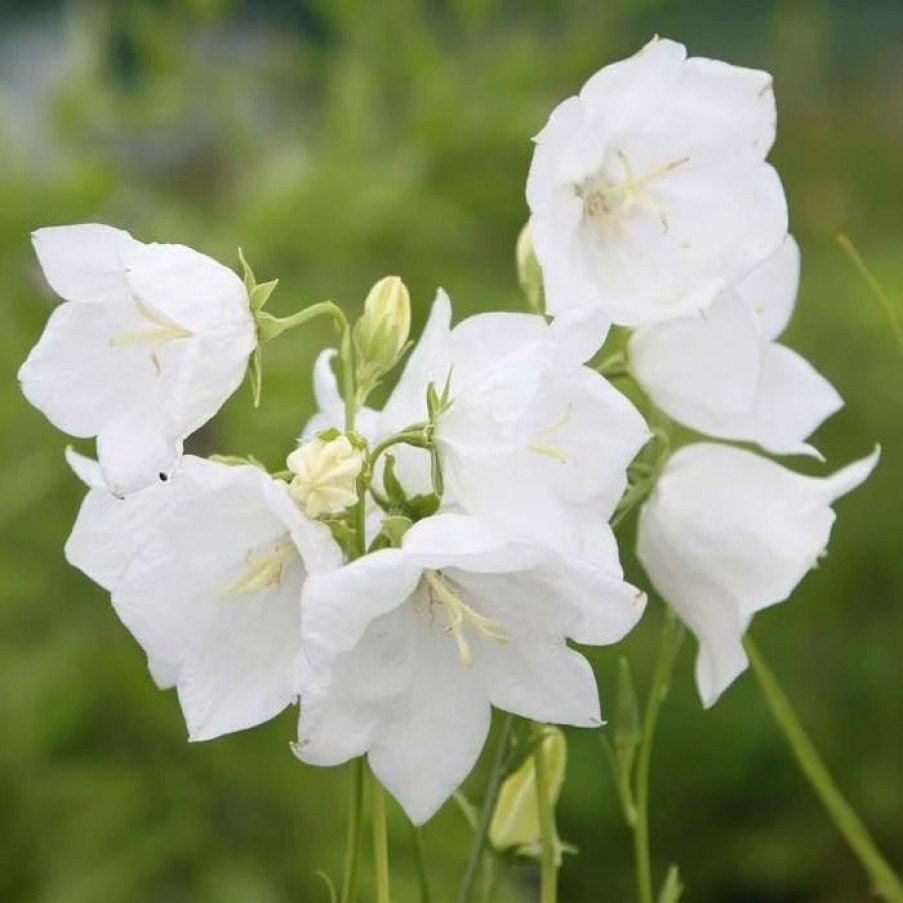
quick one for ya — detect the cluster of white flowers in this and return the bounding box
[19,37,876,826]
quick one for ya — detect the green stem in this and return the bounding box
[409,819,432,903]
[371,769,391,903]
[532,723,559,903]
[256,300,348,343]
[458,714,516,903]
[745,636,903,903]
[633,609,682,903]
[340,758,365,903]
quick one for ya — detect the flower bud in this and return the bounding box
[286,434,364,518]
[353,275,411,383]
[516,224,544,314]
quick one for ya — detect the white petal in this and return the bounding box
[401,513,547,573]
[65,470,171,591]
[64,446,104,488]
[97,408,182,497]
[120,239,251,333]
[447,311,547,375]
[112,461,318,740]
[32,224,134,305]
[301,549,423,668]
[473,636,601,727]
[297,607,415,767]
[736,235,800,342]
[19,301,157,438]
[629,291,764,415]
[367,620,491,825]
[549,306,611,365]
[526,366,650,507]
[301,350,343,440]
[637,443,879,705]
[666,344,843,458]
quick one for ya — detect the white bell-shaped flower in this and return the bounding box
[629,237,843,457]
[68,454,341,740]
[377,291,649,553]
[19,224,257,495]
[637,443,879,708]
[295,512,645,824]
[527,37,787,326]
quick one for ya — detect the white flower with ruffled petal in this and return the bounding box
[19,224,257,495]
[637,443,879,708]
[377,291,650,554]
[628,236,843,457]
[527,37,787,326]
[295,512,645,824]
[68,454,342,740]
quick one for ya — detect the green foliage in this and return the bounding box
[1,2,901,902]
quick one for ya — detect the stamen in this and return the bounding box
[109,298,194,374]
[223,537,294,595]
[423,571,508,666]
[529,442,569,463]
[577,152,690,243]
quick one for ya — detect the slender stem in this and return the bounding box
[633,608,681,903]
[532,723,559,903]
[371,769,391,903]
[458,714,516,903]
[409,819,432,903]
[340,758,365,903]
[339,322,356,433]
[369,424,430,467]
[745,636,903,903]
[256,300,348,342]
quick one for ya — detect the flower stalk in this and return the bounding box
[371,767,392,903]
[745,636,903,903]
[533,722,560,903]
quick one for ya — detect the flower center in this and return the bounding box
[576,151,689,245]
[223,537,294,595]
[421,570,508,666]
[109,297,194,375]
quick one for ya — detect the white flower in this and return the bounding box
[527,37,787,326]
[378,291,650,553]
[19,224,257,496]
[628,237,843,457]
[287,433,364,518]
[69,453,342,740]
[636,443,879,708]
[295,512,645,824]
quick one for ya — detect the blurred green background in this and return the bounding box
[1,1,901,901]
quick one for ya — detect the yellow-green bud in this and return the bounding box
[286,434,363,518]
[354,275,411,384]
[516,224,544,314]
[489,726,566,856]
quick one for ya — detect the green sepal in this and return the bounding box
[251,278,279,313]
[238,247,256,296]
[369,515,413,551]
[382,454,408,505]
[248,344,264,407]
[407,492,439,519]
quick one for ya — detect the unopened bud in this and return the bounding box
[286,434,363,518]
[516,224,544,314]
[354,275,411,383]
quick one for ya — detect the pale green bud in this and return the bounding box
[286,434,363,518]
[489,727,566,856]
[516,224,544,314]
[354,275,411,385]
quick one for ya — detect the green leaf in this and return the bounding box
[657,864,684,903]
[488,727,566,855]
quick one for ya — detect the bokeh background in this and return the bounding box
[1,1,901,901]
